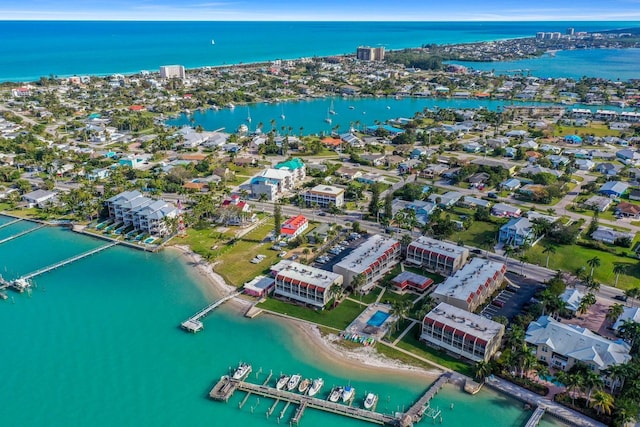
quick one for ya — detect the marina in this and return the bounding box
[180,290,243,332]
[0,224,47,245]
[209,365,450,426]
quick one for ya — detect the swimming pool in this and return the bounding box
[367,310,390,327]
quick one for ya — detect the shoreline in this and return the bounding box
[171,243,443,382]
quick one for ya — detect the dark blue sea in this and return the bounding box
[0,20,637,82]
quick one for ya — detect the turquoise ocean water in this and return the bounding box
[0,21,637,82]
[0,218,563,426]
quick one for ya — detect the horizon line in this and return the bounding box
[2,18,640,22]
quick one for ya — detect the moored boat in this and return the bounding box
[364,392,378,410]
[342,385,355,403]
[308,378,324,397]
[328,386,343,402]
[276,374,289,390]
[298,378,311,394]
[231,362,252,380]
[287,374,301,391]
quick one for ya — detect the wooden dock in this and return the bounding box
[0,218,23,229]
[209,370,453,426]
[525,406,546,427]
[181,290,243,333]
[0,224,46,245]
[18,241,119,281]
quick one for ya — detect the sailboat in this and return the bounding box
[280,105,285,120]
[211,39,215,45]
[329,100,336,115]
[246,108,252,123]
[324,108,332,124]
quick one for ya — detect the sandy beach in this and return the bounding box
[173,244,443,382]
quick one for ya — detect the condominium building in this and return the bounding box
[526,316,631,375]
[356,46,385,61]
[105,190,178,236]
[274,158,306,183]
[250,169,294,201]
[303,185,345,208]
[274,261,343,308]
[280,215,309,239]
[405,237,469,276]
[333,235,400,293]
[432,258,506,312]
[421,302,505,362]
[159,65,186,79]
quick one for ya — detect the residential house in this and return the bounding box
[613,307,640,331]
[574,159,595,171]
[583,195,612,212]
[22,189,57,208]
[468,172,490,186]
[428,191,462,208]
[335,166,362,180]
[491,203,522,218]
[629,189,640,202]
[525,315,631,375]
[591,226,634,245]
[559,289,585,314]
[596,163,623,177]
[218,195,255,226]
[599,181,629,198]
[458,196,491,209]
[547,155,570,168]
[615,202,640,218]
[501,178,521,191]
[498,217,534,247]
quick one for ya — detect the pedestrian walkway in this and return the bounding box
[485,376,607,427]
[393,319,417,345]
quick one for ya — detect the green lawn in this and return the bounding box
[526,239,640,289]
[176,227,230,259]
[395,324,475,377]
[451,220,500,248]
[215,221,280,286]
[258,298,364,330]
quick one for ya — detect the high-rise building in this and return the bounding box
[159,65,186,80]
[356,46,385,61]
[566,27,575,36]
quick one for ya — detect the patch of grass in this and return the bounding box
[176,227,227,258]
[395,324,475,377]
[360,286,382,304]
[451,220,500,248]
[379,289,416,305]
[215,221,281,286]
[526,238,640,289]
[375,342,441,371]
[258,297,364,330]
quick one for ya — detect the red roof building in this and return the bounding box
[280,215,308,239]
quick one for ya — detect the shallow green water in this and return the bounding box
[0,221,564,426]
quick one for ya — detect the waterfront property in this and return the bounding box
[243,275,275,298]
[405,236,469,276]
[274,261,343,308]
[333,234,400,293]
[431,258,506,313]
[345,303,395,341]
[390,271,434,293]
[303,184,345,208]
[421,302,505,362]
[22,189,58,208]
[105,190,177,236]
[525,315,631,379]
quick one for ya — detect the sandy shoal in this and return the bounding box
[172,245,444,381]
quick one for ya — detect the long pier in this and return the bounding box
[0,224,46,245]
[210,371,453,426]
[181,290,243,333]
[0,218,23,229]
[525,406,546,427]
[18,241,119,281]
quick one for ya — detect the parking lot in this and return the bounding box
[314,233,366,272]
[480,273,543,321]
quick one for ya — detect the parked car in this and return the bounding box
[614,295,628,302]
[491,300,505,308]
[290,254,299,261]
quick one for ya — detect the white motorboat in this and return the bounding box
[308,378,324,397]
[231,363,252,380]
[298,379,311,394]
[364,392,378,410]
[276,375,290,390]
[341,385,355,403]
[287,374,301,391]
[328,386,343,403]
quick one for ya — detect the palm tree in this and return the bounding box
[606,303,625,325]
[602,363,628,393]
[587,256,601,278]
[624,287,640,307]
[503,245,516,267]
[390,300,411,333]
[542,244,557,269]
[350,273,366,295]
[474,360,494,381]
[328,283,343,308]
[612,263,628,288]
[618,319,640,355]
[584,278,601,294]
[590,390,614,416]
[582,370,604,405]
[577,293,597,316]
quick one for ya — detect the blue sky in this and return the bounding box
[3,0,640,21]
